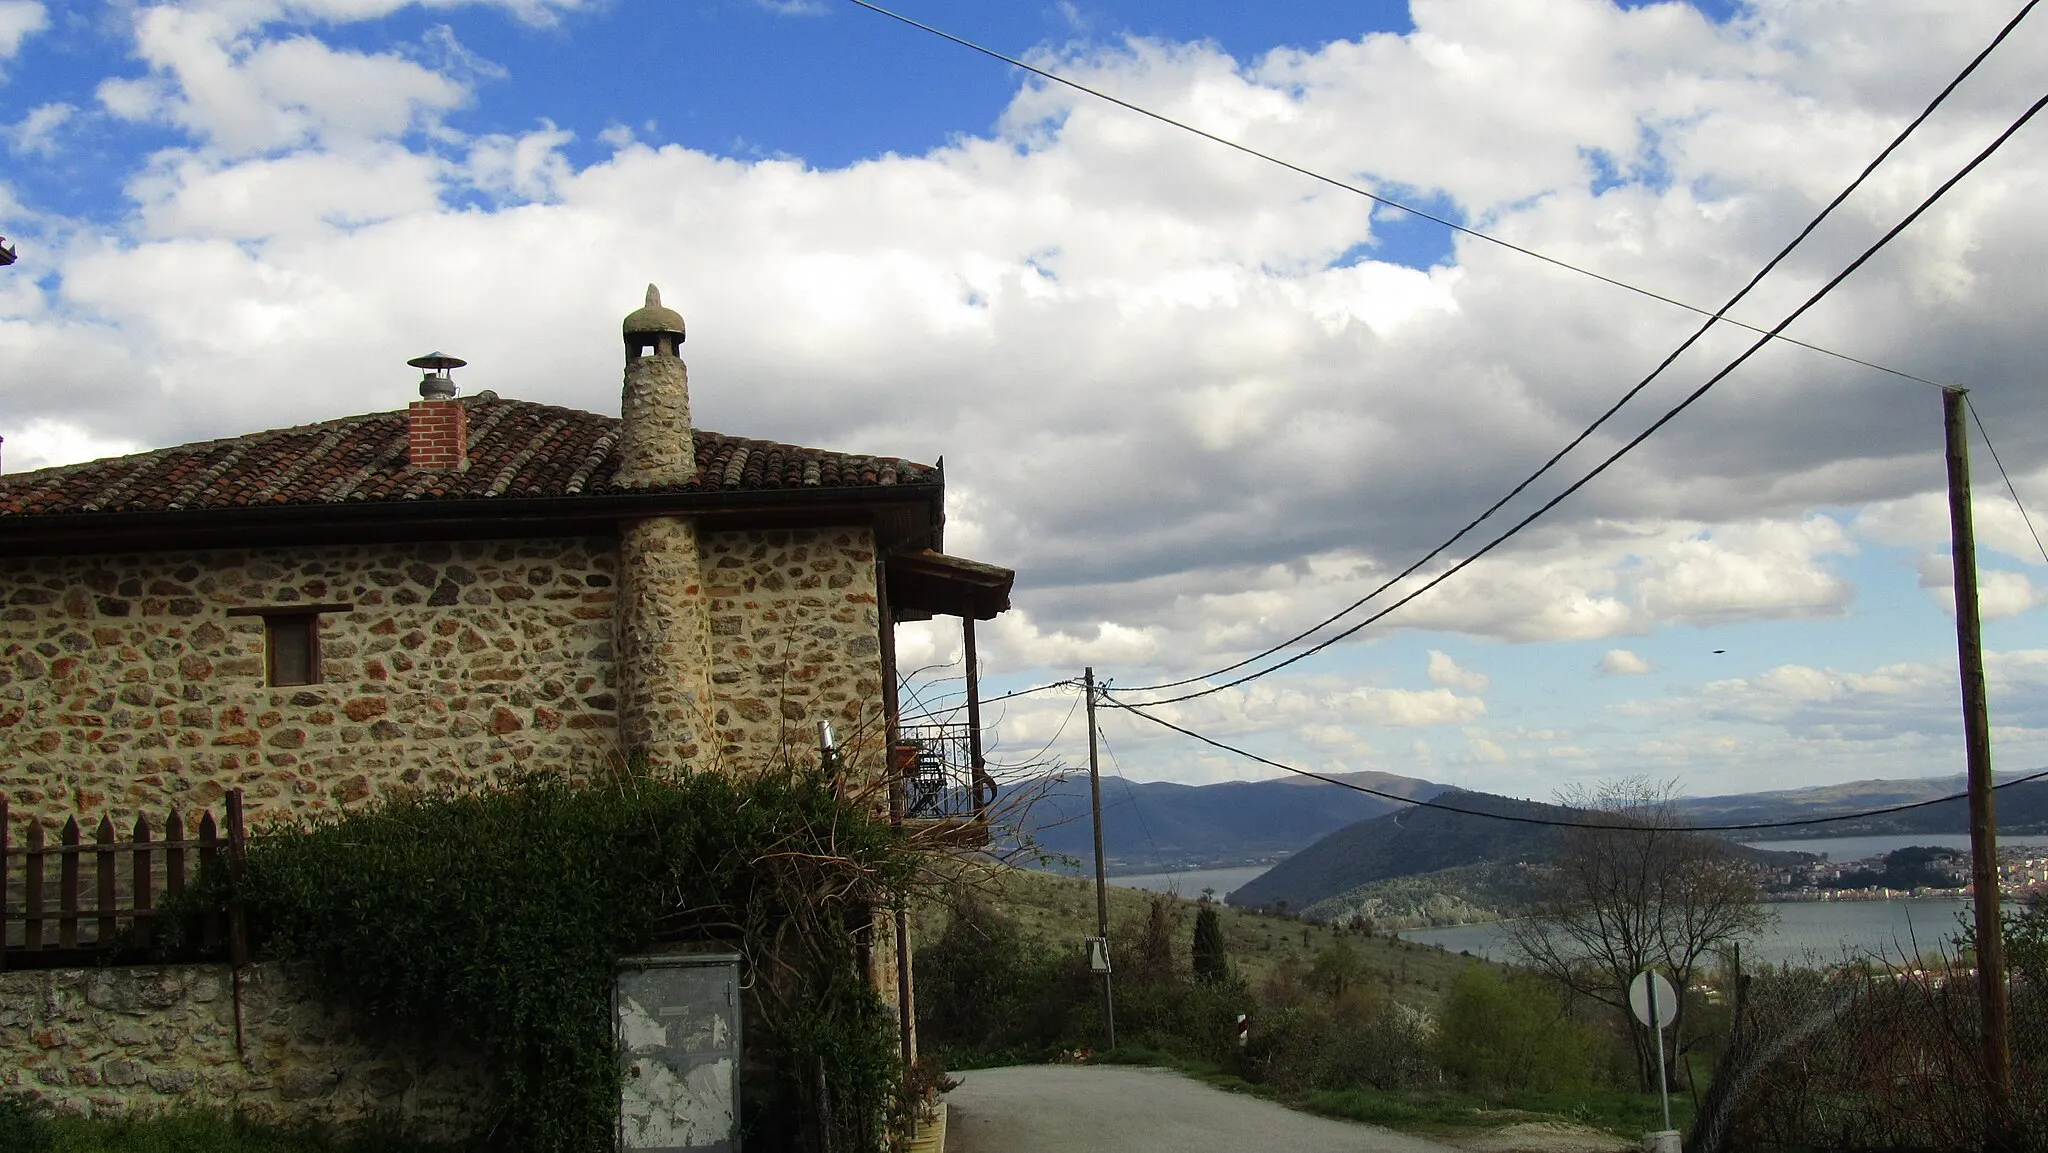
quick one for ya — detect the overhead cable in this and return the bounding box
[1118,86,2048,707]
[1105,695,2048,833]
[1124,0,2037,694]
[845,0,1973,393]
[1966,394,2048,567]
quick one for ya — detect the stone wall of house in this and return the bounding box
[0,963,486,1134]
[0,538,620,828]
[701,527,885,781]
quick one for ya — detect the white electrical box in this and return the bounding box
[616,953,743,1152]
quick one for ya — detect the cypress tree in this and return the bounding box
[1192,903,1229,984]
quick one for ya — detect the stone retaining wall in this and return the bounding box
[0,963,485,1134]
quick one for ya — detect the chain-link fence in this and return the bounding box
[1691,963,2047,1153]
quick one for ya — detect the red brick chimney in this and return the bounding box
[405,352,469,471]
[408,399,468,471]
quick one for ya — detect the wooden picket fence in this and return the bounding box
[0,789,246,971]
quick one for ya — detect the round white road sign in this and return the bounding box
[1629,969,1679,1031]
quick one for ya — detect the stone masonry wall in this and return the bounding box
[701,527,885,783]
[0,538,620,828]
[0,963,486,1134]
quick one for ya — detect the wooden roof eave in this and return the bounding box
[886,548,1015,622]
[0,482,948,558]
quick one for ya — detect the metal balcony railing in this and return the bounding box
[894,723,994,823]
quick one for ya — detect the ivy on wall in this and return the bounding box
[171,764,917,1153]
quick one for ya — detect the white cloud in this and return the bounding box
[0,418,145,475]
[4,100,69,155]
[1600,648,1653,676]
[1630,518,1855,626]
[0,1,45,69]
[1857,485,2048,568]
[1919,558,2048,621]
[6,0,2048,794]
[1427,649,1489,692]
[98,6,472,155]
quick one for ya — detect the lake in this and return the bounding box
[1107,865,1275,900]
[1402,898,1980,967]
[1105,832,2048,966]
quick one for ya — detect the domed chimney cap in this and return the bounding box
[622,283,686,340]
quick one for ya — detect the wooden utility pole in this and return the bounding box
[1943,386,2011,1108]
[1084,667,1116,1049]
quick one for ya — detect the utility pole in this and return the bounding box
[1943,386,2012,1111]
[1084,667,1115,1049]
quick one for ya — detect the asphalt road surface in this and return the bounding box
[944,1064,1462,1153]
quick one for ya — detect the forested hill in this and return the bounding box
[1228,789,1818,914]
[1227,790,1570,912]
[1679,772,2048,838]
[1008,770,1443,873]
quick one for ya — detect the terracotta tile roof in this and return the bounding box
[0,399,938,519]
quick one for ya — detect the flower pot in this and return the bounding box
[905,1101,948,1153]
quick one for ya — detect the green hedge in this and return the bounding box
[169,766,915,1153]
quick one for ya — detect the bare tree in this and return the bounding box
[1505,779,1773,1090]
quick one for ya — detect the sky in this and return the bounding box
[3,0,2047,801]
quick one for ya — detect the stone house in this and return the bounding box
[0,285,1012,829]
[0,287,1012,1123]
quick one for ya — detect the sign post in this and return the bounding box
[1629,968,1680,1152]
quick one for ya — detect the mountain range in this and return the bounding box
[1003,769,1444,873]
[1005,766,2048,908]
[1229,772,2048,914]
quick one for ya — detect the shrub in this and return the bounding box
[914,890,1072,1060]
[1433,967,1601,1093]
[168,765,915,1153]
[0,1096,53,1153]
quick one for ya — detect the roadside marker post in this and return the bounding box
[1630,968,1680,1152]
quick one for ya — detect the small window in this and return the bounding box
[226,603,352,687]
[266,614,321,687]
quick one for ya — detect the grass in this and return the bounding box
[0,1101,449,1153]
[1071,1041,1687,1140]
[928,864,1487,1011]
[1303,1085,1691,1137]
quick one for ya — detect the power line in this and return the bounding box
[1123,1,2037,694]
[1098,722,1169,874]
[1118,86,2048,707]
[980,683,1085,770]
[1104,695,2048,833]
[1966,394,2048,568]
[844,0,1972,393]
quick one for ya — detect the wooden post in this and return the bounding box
[95,815,117,948]
[133,814,155,951]
[1085,667,1115,1049]
[226,790,248,967]
[962,611,990,817]
[58,817,79,950]
[1944,386,2012,1112]
[25,821,44,951]
[198,811,221,952]
[1,796,10,970]
[226,789,248,1059]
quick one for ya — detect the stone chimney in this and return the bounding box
[613,285,713,771]
[617,284,694,487]
[406,352,469,471]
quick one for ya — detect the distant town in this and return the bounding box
[1760,845,2048,902]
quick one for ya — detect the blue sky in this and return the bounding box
[3,0,2047,798]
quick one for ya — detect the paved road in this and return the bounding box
[944,1064,1461,1153]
